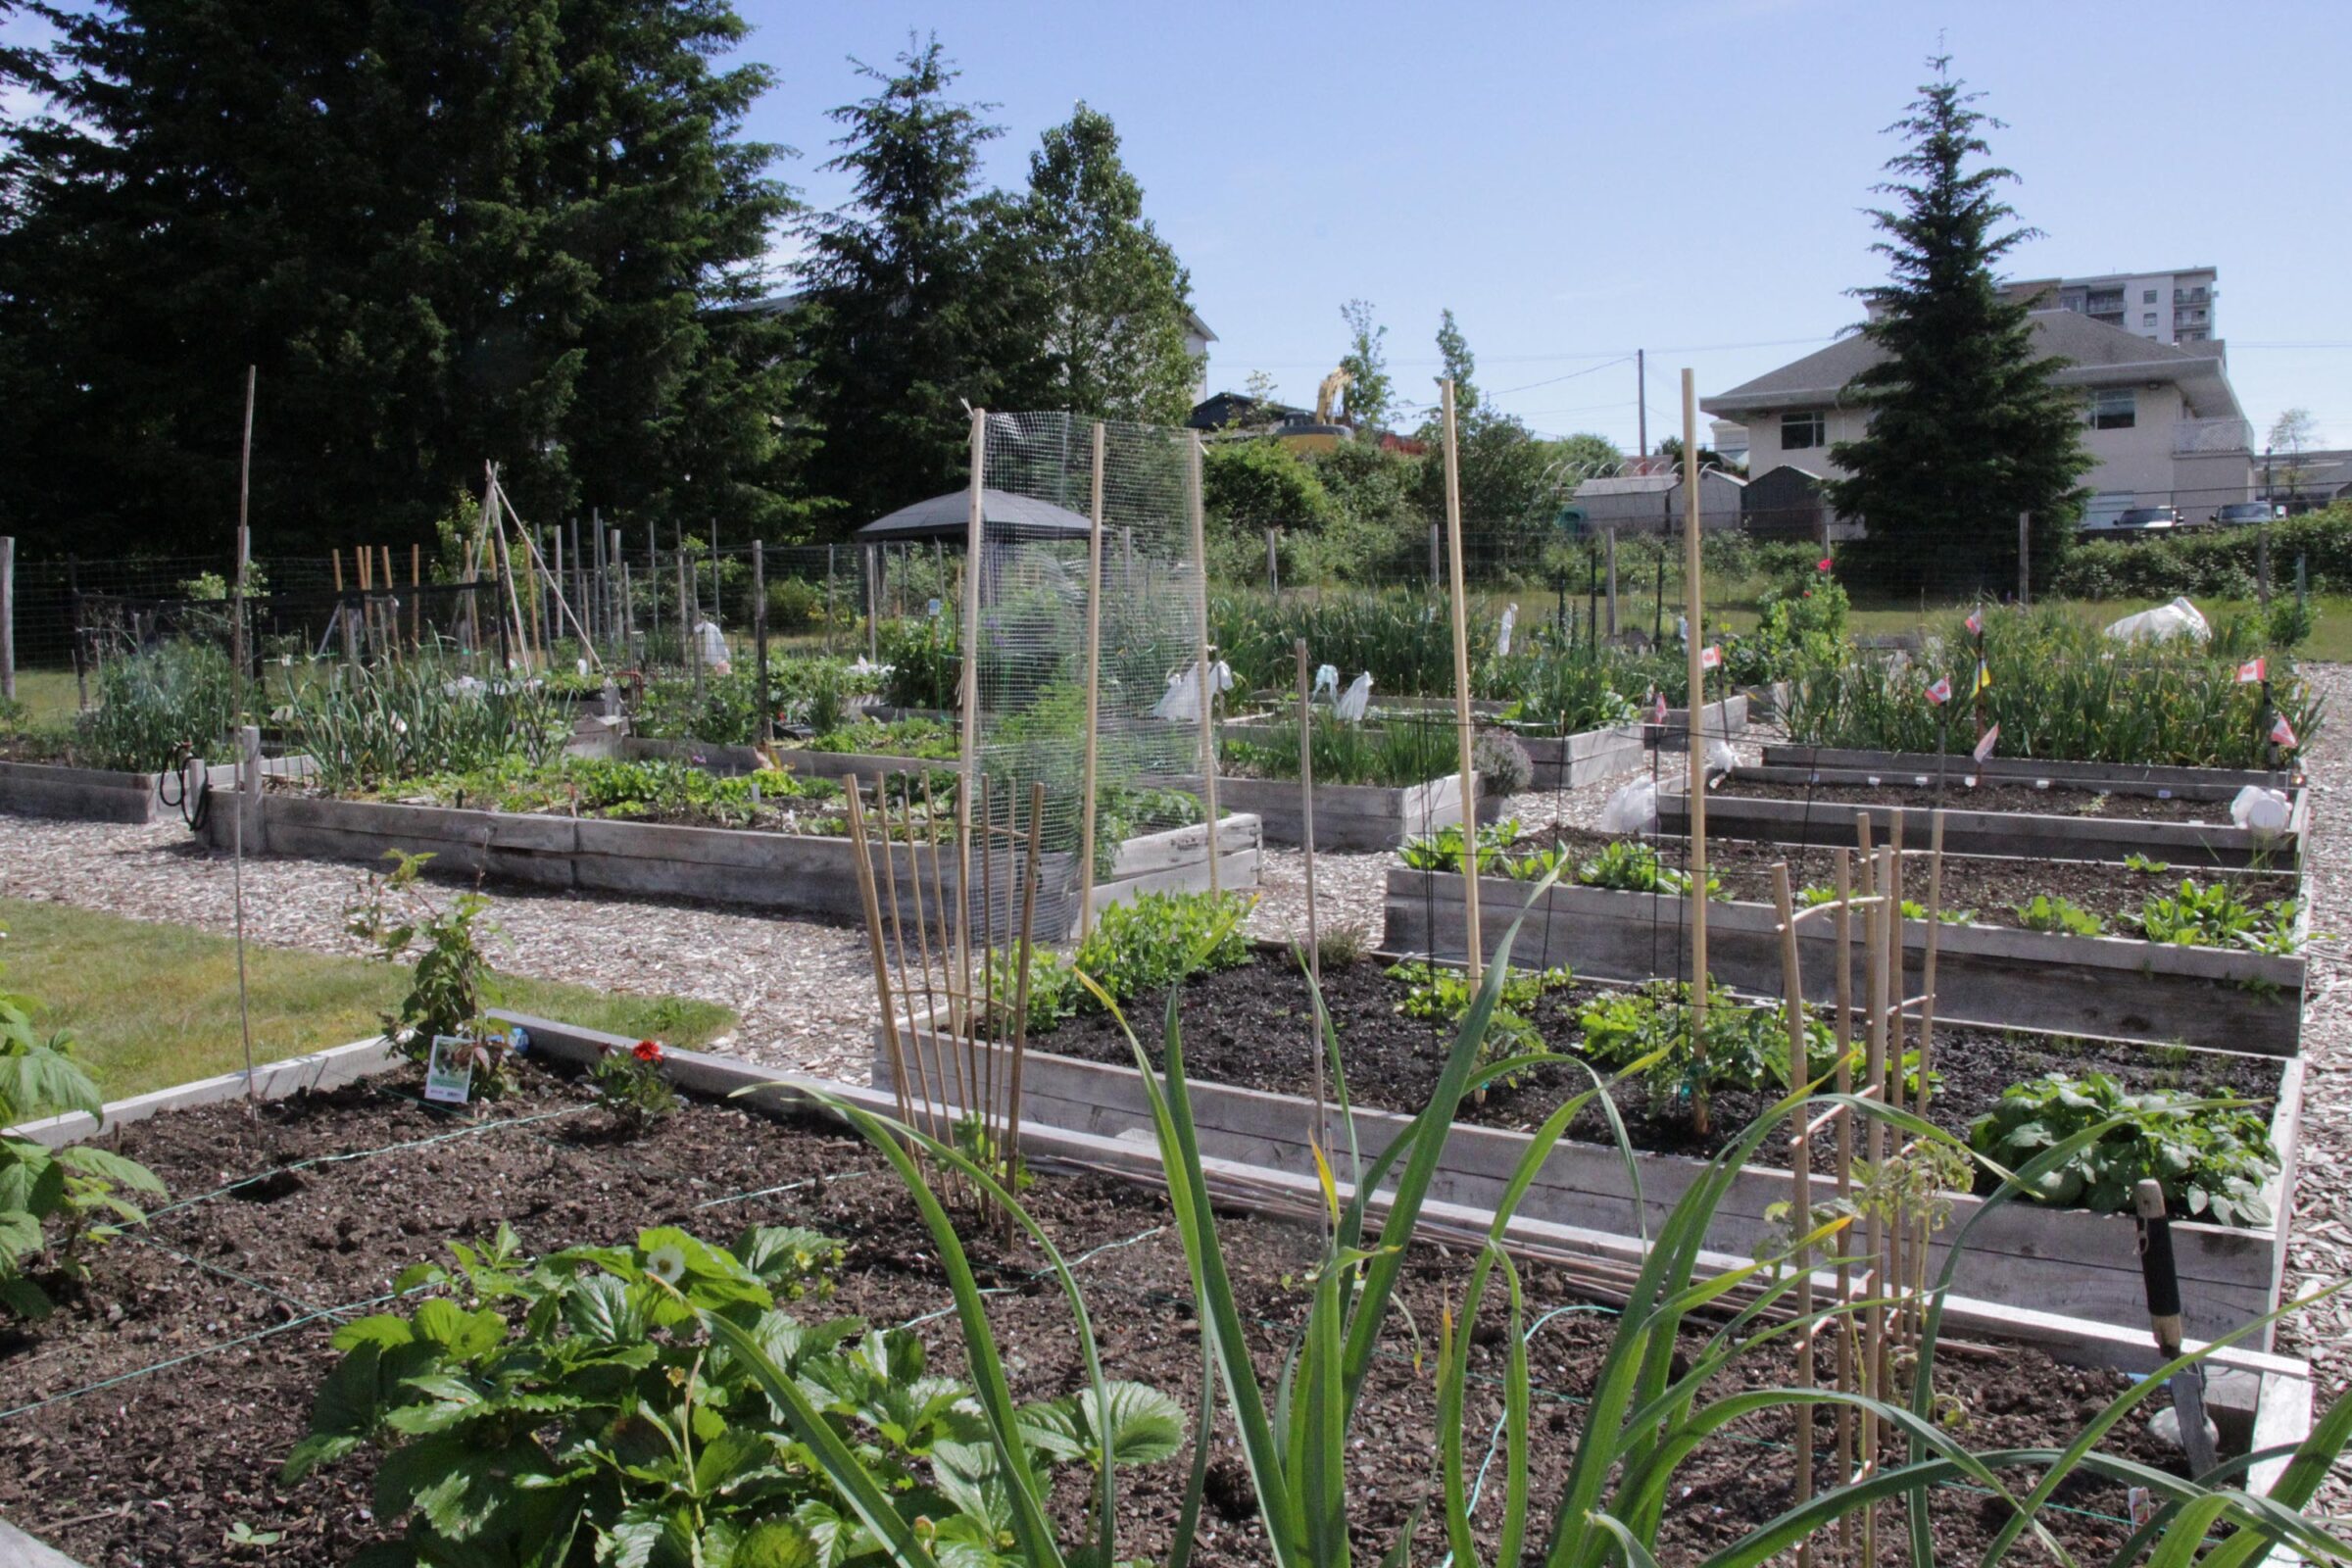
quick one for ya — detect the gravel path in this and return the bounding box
[1,700,2344,1497]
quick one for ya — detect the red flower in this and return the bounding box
[633,1039,663,1063]
[1816,558,1834,572]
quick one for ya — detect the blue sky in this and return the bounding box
[6,1,2344,453]
[737,0,2349,453]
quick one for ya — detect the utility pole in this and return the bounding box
[1636,349,1647,460]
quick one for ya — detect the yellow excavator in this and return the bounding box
[1276,367,1355,455]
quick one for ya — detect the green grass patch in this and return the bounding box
[0,897,735,1101]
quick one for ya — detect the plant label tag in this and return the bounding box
[2127,1487,2156,1527]
[1963,774,1978,788]
[2157,789,2172,800]
[1972,725,2000,762]
[1914,774,1929,786]
[1867,775,1882,787]
[424,1037,474,1105]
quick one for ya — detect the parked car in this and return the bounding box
[2213,502,2282,527]
[2087,506,2181,536]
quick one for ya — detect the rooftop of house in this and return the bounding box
[1704,310,2242,422]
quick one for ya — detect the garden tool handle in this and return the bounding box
[2133,1179,2183,1356]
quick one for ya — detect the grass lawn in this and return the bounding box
[1,897,736,1100]
[7,666,83,726]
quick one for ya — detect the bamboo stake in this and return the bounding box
[1832,846,1855,1567]
[1185,432,1221,897]
[1859,844,1887,1564]
[956,411,987,1024]
[1441,378,1480,985]
[1297,637,1326,1161]
[845,790,919,1144]
[979,772,998,1190]
[411,543,421,649]
[1681,369,1709,1129]
[872,774,938,1151]
[923,774,975,1117]
[1004,780,1046,1233]
[1078,421,1106,937]
[1912,810,1948,1336]
[1771,862,1815,1568]
[331,549,344,596]
[898,777,954,1161]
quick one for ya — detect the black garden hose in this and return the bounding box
[158,741,211,831]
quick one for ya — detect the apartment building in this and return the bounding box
[1863,267,2220,346]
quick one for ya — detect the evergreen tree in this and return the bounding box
[1336,299,1392,430]
[794,34,1000,528]
[1824,58,2090,592]
[0,0,803,558]
[989,103,1195,425]
[1432,307,1480,417]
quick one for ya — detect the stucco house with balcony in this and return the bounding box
[1703,310,2254,529]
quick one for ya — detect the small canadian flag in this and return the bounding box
[2271,713,2300,749]
[1699,643,1723,670]
[2237,657,2267,685]
[1973,723,2001,762]
[1925,676,1953,706]
[1650,688,1669,723]
[1965,610,1984,636]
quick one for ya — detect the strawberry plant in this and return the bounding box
[2129,878,2301,955]
[1577,979,1838,1115]
[285,1221,1184,1566]
[2012,894,2105,937]
[1968,1070,2278,1225]
[589,1038,677,1129]
[1387,959,1574,1084]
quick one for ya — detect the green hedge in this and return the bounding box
[2051,504,2352,600]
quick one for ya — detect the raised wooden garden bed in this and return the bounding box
[196,787,1260,938]
[1150,769,1484,852]
[1758,743,2304,793]
[1658,766,2307,869]
[0,754,315,824]
[1381,866,2305,1055]
[878,1002,2304,1346]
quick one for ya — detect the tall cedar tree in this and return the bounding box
[1415,310,1549,530]
[794,36,1001,529]
[0,0,805,559]
[987,103,1197,427]
[1825,59,2090,592]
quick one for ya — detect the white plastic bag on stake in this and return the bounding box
[1495,604,1518,658]
[2230,785,2291,833]
[2103,596,2211,645]
[1599,777,1658,835]
[1333,671,1374,722]
[1151,660,1234,722]
[693,618,732,674]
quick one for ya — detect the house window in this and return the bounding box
[2142,288,2158,304]
[1782,410,1827,450]
[2088,388,2136,430]
[2183,329,2207,342]
[2142,313,2158,327]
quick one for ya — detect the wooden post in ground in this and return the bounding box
[955,409,989,1017]
[1603,526,1619,638]
[752,541,770,746]
[1186,431,1222,897]
[1077,422,1107,937]
[411,544,421,649]
[1442,378,1480,985]
[1,536,17,703]
[1297,637,1326,1158]
[1681,369,1710,1125]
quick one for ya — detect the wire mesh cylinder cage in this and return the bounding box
[966,411,1214,944]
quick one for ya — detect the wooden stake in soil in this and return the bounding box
[1004,781,1046,1233]
[231,366,259,1107]
[1185,431,1222,898]
[1440,377,1480,985]
[1078,421,1106,938]
[1832,846,1856,1567]
[1770,861,1815,1568]
[871,772,936,1150]
[956,410,988,1023]
[1296,637,1327,1159]
[845,790,919,1147]
[895,776,956,1165]
[923,773,976,1118]
[1681,368,1710,1129]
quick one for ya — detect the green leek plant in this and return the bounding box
[773,887,2352,1568]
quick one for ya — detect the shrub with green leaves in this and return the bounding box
[988,891,1254,1038]
[283,1220,1185,1566]
[2012,894,2106,937]
[1387,959,1573,1084]
[877,613,959,711]
[344,851,514,1094]
[1968,1070,2278,1225]
[1,955,165,1316]
[1578,979,1839,1116]
[2130,878,2301,955]
[76,641,240,772]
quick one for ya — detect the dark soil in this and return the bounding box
[1713,776,2235,824]
[1501,825,2298,931]
[1,1062,2207,1567]
[1032,955,2282,1174]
